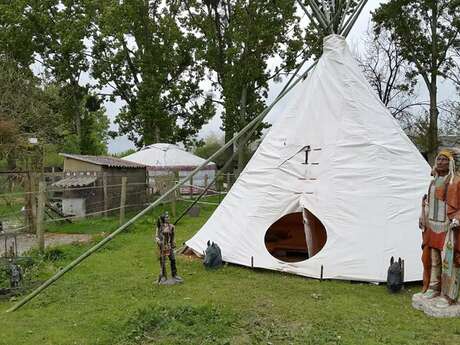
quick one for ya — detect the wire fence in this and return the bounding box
[0,170,238,237]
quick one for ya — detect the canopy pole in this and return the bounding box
[339,0,368,35]
[6,57,319,314]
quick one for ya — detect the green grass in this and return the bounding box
[0,200,23,219]
[0,198,460,345]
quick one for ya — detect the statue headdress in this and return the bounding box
[433,150,456,184]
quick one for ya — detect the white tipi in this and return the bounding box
[186,34,431,282]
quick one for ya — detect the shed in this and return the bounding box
[53,154,147,218]
[122,143,217,194]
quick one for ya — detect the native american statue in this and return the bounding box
[420,150,460,307]
[155,212,182,284]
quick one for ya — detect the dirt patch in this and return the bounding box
[0,233,93,256]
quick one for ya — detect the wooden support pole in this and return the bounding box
[190,175,194,198]
[103,173,108,218]
[36,180,46,253]
[119,177,127,225]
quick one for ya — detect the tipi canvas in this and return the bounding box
[186,35,431,282]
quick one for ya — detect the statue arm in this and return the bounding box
[155,226,161,245]
[419,194,428,230]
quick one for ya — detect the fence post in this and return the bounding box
[189,175,194,198]
[25,172,37,234]
[103,173,108,218]
[36,180,46,252]
[226,173,231,192]
[119,176,127,225]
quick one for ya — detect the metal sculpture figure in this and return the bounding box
[8,259,22,289]
[155,212,182,284]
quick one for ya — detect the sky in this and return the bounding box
[106,0,457,153]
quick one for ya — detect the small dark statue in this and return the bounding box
[387,257,404,293]
[8,259,22,289]
[155,212,183,285]
[203,241,223,269]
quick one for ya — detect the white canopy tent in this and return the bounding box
[186,35,431,282]
[123,143,217,193]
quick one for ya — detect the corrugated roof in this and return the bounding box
[60,154,146,169]
[52,175,98,187]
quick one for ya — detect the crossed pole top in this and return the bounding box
[296,0,368,37]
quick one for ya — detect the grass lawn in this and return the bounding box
[1,198,460,345]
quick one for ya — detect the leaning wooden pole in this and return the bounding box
[174,149,241,226]
[6,60,318,313]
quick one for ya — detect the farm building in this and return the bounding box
[52,154,147,218]
[122,143,217,193]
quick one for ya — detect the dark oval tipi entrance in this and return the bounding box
[264,209,327,263]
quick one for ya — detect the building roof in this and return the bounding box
[122,143,216,169]
[52,175,98,187]
[60,153,146,169]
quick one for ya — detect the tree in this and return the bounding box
[357,27,418,121]
[29,0,110,154]
[194,134,226,167]
[0,0,38,68]
[0,1,110,155]
[182,0,304,174]
[0,58,63,147]
[0,56,66,175]
[91,0,215,148]
[373,0,460,163]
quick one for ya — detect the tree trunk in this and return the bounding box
[155,125,160,143]
[224,129,234,173]
[427,80,438,165]
[427,2,439,166]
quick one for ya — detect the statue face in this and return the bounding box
[435,155,450,175]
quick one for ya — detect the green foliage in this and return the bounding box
[372,0,460,161]
[0,1,110,156]
[92,1,215,148]
[0,0,37,67]
[194,134,227,167]
[112,148,137,158]
[0,57,66,166]
[183,0,304,148]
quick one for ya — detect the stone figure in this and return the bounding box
[155,212,182,284]
[387,257,404,293]
[419,150,460,307]
[8,259,22,288]
[203,241,223,269]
